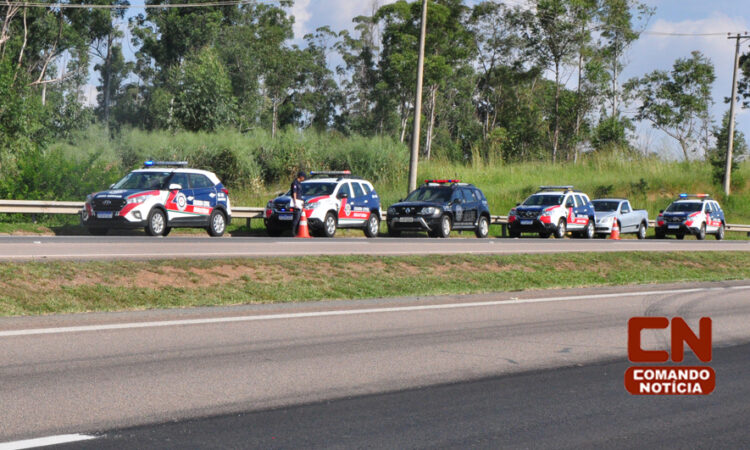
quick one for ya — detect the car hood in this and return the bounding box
[271,194,330,205]
[91,189,154,200]
[594,212,616,221]
[390,201,443,209]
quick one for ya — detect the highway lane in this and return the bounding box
[1,281,750,443]
[0,235,748,260]
[63,343,750,449]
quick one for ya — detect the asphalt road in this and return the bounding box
[62,342,750,449]
[2,281,750,445]
[0,235,748,261]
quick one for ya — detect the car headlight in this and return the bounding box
[127,196,146,205]
[420,207,441,216]
[387,207,396,215]
[304,201,323,209]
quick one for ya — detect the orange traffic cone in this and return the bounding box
[296,211,311,238]
[610,220,620,240]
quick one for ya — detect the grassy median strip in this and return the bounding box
[0,251,748,316]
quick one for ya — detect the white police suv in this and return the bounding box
[81,161,232,237]
[655,194,725,240]
[264,171,381,238]
[508,186,596,239]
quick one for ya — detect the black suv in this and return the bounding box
[386,180,491,238]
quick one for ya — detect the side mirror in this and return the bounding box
[338,192,349,199]
[169,183,182,191]
[109,184,115,189]
[399,198,403,202]
[659,209,664,214]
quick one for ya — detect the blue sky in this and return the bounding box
[97,0,750,158]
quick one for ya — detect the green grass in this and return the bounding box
[1,251,748,316]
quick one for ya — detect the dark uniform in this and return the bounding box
[290,172,305,235]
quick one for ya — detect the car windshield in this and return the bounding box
[111,171,171,190]
[666,202,702,213]
[522,194,563,207]
[592,201,620,212]
[301,182,337,196]
[404,187,452,202]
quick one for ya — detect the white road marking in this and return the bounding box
[0,434,97,450]
[1,285,747,338]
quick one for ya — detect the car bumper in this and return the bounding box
[508,219,556,233]
[657,224,696,235]
[387,216,440,231]
[83,216,147,229]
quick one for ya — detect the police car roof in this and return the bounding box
[593,198,628,202]
[133,168,221,182]
[303,178,368,184]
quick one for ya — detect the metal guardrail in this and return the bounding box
[2,199,750,234]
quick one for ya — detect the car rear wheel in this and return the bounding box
[509,229,521,238]
[539,231,551,239]
[145,209,167,236]
[553,219,566,239]
[475,216,489,238]
[364,213,379,238]
[676,232,685,240]
[88,228,108,236]
[637,222,646,240]
[207,210,226,237]
[696,223,706,240]
[323,212,337,238]
[715,224,725,240]
[266,223,283,237]
[580,220,594,239]
[655,229,665,239]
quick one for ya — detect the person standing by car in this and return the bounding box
[290,171,306,236]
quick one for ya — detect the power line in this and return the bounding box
[642,31,749,37]
[4,1,262,9]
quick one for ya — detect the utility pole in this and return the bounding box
[724,32,749,196]
[408,0,428,194]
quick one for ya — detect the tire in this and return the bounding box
[637,222,647,240]
[716,224,725,240]
[437,215,452,238]
[676,233,685,240]
[364,213,379,238]
[696,223,706,240]
[509,229,521,238]
[655,229,665,239]
[475,216,489,238]
[88,228,108,236]
[145,209,167,236]
[539,231,551,239]
[207,210,227,237]
[553,219,566,239]
[163,227,172,237]
[580,220,594,239]
[387,226,401,237]
[322,212,337,238]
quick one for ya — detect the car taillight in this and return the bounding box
[222,188,229,195]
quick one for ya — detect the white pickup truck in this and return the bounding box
[591,198,649,239]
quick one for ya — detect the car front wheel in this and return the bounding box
[323,212,337,238]
[553,219,566,239]
[431,215,451,238]
[145,209,167,236]
[696,223,706,240]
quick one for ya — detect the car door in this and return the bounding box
[188,173,217,225]
[565,195,581,229]
[620,201,634,232]
[705,202,718,232]
[336,182,355,225]
[347,181,371,224]
[460,188,478,226]
[449,189,468,227]
[165,172,193,224]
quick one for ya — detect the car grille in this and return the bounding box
[518,210,539,219]
[395,207,420,216]
[666,216,684,223]
[93,198,126,211]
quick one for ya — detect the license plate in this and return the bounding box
[520,220,533,226]
[278,214,293,221]
[399,217,414,223]
[668,224,679,229]
[96,211,113,219]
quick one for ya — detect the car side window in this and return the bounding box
[460,189,474,203]
[170,173,189,189]
[362,183,372,195]
[189,174,213,189]
[352,182,365,198]
[565,195,576,208]
[451,190,463,203]
[337,182,352,198]
[621,202,631,214]
[474,189,486,202]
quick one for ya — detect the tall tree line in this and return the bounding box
[2,0,748,165]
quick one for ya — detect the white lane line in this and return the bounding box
[2,285,747,338]
[0,434,97,450]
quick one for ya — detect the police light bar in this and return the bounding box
[539,185,574,191]
[143,160,189,168]
[679,193,711,199]
[424,179,460,184]
[310,170,352,177]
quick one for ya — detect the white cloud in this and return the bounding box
[290,0,312,39]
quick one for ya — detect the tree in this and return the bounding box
[626,51,716,160]
[707,110,748,185]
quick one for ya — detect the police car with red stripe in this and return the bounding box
[508,186,596,238]
[655,194,725,240]
[264,171,381,237]
[81,161,231,237]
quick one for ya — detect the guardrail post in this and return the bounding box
[502,224,507,237]
[246,218,252,230]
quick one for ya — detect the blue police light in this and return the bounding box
[679,193,687,198]
[144,160,155,167]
